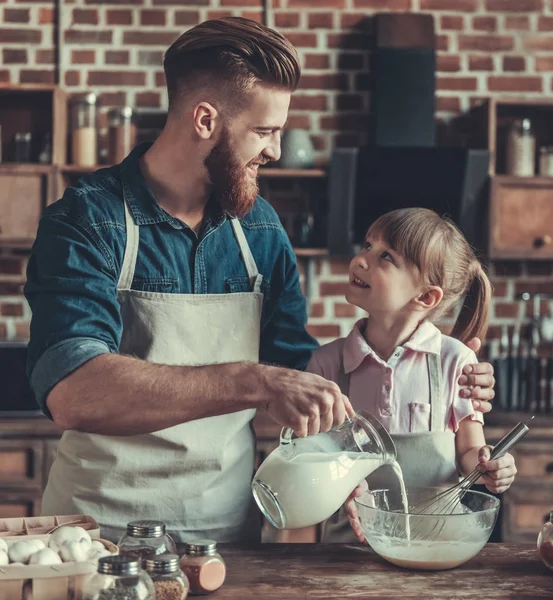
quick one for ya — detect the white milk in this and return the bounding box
[388,460,410,540]
[254,449,383,529]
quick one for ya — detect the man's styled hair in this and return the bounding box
[163,17,301,115]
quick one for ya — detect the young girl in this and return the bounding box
[307,208,517,543]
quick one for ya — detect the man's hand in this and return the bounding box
[262,366,354,438]
[343,480,368,543]
[458,337,495,414]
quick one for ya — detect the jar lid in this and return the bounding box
[109,106,133,120]
[98,555,140,576]
[144,553,180,574]
[126,520,166,538]
[73,92,97,106]
[184,539,218,555]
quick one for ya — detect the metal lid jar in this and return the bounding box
[108,106,137,164]
[83,555,155,600]
[118,520,177,564]
[71,92,98,167]
[145,553,189,600]
[179,540,226,595]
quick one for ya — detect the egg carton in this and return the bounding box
[0,514,100,539]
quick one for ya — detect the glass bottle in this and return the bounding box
[71,92,98,167]
[82,555,155,600]
[179,540,226,595]
[108,106,137,164]
[537,511,553,570]
[145,553,189,600]
[506,118,535,176]
[118,520,177,564]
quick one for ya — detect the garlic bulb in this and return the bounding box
[0,550,8,566]
[0,539,7,554]
[27,539,46,552]
[91,540,106,551]
[59,540,90,563]
[88,546,111,561]
[49,526,92,552]
[8,541,37,564]
[29,548,63,566]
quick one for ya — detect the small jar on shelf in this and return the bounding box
[83,555,155,600]
[118,520,177,564]
[179,539,226,595]
[145,553,189,600]
[108,106,137,164]
[71,92,98,167]
[537,511,553,571]
[505,118,535,177]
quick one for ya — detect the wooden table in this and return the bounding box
[189,543,552,599]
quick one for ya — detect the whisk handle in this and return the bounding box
[489,420,531,460]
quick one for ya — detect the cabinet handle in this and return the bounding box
[546,462,553,473]
[534,235,552,248]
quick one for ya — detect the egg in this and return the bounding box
[0,539,7,554]
[59,540,89,563]
[8,541,37,564]
[29,548,63,566]
[49,526,92,552]
[0,550,8,566]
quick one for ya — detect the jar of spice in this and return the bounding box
[108,106,137,165]
[118,520,177,564]
[71,92,98,167]
[539,146,553,177]
[505,118,535,176]
[145,553,189,600]
[179,540,226,595]
[537,511,553,570]
[83,555,155,600]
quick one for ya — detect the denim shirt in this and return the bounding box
[25,143,318,416]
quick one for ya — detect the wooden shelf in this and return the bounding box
[493,174,553,185]
[293,247,328,257]
[0,237,36,249]
[0,163,53,175]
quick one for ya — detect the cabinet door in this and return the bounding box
[0,490,41,518]
[503,484,552,543]
[490,176,553,259]
[0,439,43,489]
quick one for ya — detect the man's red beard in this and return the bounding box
[204,126,263,218]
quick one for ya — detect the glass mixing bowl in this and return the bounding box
[355,486,500,571]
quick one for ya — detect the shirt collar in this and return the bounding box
[342,318,442,374]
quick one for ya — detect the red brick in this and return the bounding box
[354,0,411,7]
[73,8,98,24]
[327,33,368,50]
[290,0,344,6]
[64,30,112,44]
[338,54,364,70]
[515,281,553,296]
[206,10,232,19]
[0,323,6,340]
[437,77,478,91]
[106,10,132,25]
[538,16,553,31]
[36,49,54,64]
[290,94,328,111]
[152,0,207,4]
[535,57,553,71]
[98,92,127,106]
[421,0,476,9]
[320,282,350,296]
[526,262,553,277]
[136,91,161,107]
[310,135,326,152]
[3,48,27,64]
[502,56,526,72]
[123,30,180,45]
[493,302,519,319]
[304,54,330,69]
[284,33,317,48]
[86,0,143,3]
[440,16,464,30]
[0,303,24,317]
[155,71,166,87]
[506,16,530,30]
[140,9,165,25]
[65,71,80,86]
[309,301,324,319]
[308,13,333,28]
[0,70,10,83]
[473,16,496,32]
[0,258,23,275]
[0,28,41,43]
[286,115,311,129]
[491,281,507,297]
[71,50,95,64]
[20,70,54,84]
[437,35,449,51]
[15,322,29,341]
[307,324,341,338]
[106,50,129,65]
[220,0,260,4]
[88,71,146,86]
[486,0,542,10]
[274,12,300,28]
[469,55,494,71]
[436,96,461,112]
[0,282,23,295]
[355,73,370,90]
[524,36,553,52]
[4,8,29,23]
[341,13,372,30]
[329,260,350,275]
[138,50,163,66]
[488,76,542,92]
[175,10,200,26]
[39,7,53,24]
[321,114,369,130]
[334,303,357,318]
[459,35,513,52]
[437,55,461,72]
[298,74,348,91]
[337,93,364,111]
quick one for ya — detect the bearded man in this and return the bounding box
[25,17,496,543]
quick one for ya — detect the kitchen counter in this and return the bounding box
[181,543,552,599]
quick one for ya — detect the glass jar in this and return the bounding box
[118,520,177,564]
[537,511,553,570]
[506,117,535,176]
[539,146,553,177]
[145,553,189,600]
[71,92,98,167]
[179,540,226,595]
[83,555,155,600]
[108,106,137,165]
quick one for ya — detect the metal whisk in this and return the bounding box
[405,418,533,541]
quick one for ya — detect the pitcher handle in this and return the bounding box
[280,427,294,445]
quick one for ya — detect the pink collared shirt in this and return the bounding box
[306,318,483,434]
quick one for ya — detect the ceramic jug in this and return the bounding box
[251,411,396,529]
[279,129,315,169]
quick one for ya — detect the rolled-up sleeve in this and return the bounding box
[25,208,122,417]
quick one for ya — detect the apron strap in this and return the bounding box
[118,198,140,291]
[337,344,350,396]
[230,218,263,293]
[427,352,443,432]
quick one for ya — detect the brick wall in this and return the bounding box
[1,0,553,349]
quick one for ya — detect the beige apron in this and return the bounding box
[323,352,459,542]
[42,197,263,543]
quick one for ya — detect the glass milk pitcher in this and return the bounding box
[252,411,396,529]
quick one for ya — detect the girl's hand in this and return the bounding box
[344,480,368,543]
[477,445,517,494]
[459,337,496,414]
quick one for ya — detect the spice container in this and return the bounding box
[118,520,177,564]
[82,555,155,600]
[506,118,535,176]
[14,132,32,162]
[145,553,189,600]
[71,92,98,167]
[179,540,226,595]
[537,511,553,570]
[108,106,137,164]
[539,146,553,177]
